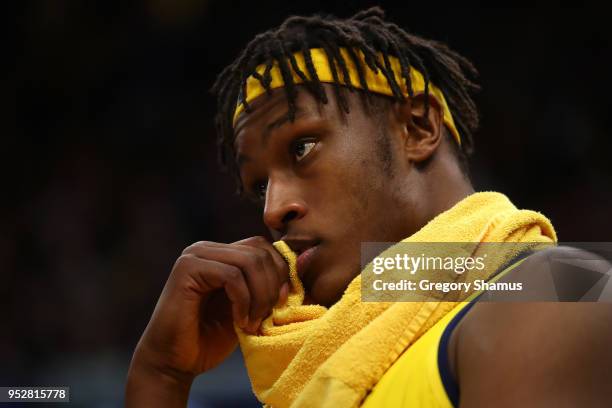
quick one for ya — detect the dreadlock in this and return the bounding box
[211,6,480,190]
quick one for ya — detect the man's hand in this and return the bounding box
[125,236,289,407]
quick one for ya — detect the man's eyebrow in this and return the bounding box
[236,107,313,169]
[264,108,308,141]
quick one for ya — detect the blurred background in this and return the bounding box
[6,2,612,407]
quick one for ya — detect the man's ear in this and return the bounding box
[392,93,445,163]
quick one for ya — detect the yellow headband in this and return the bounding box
[232,47,461,145]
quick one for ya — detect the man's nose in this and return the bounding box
[263,179,307,233]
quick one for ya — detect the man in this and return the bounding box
[126,7,612,407]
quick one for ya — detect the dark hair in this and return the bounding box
[211,6,480,188]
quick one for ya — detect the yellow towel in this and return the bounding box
[235,191,557,407]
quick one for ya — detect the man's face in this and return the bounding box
[233,85,424,306]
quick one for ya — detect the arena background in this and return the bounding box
[6,3,612,407]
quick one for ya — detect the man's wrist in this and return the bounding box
[125,355,195,408]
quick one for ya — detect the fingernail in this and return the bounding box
[278,282,289,305]
[248,318,262,334]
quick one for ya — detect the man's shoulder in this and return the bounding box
[457,245,612,360]
[450,246,612,406]
[484,245,612,302]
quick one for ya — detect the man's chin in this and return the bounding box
[303,271,355,307]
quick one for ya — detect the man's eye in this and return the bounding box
[254,181,267,200]
[293,140,316,161]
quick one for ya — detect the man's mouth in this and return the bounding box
[296,245,319,278]
[282,238,320,277]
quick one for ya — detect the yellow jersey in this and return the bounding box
[362,254,530,408]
